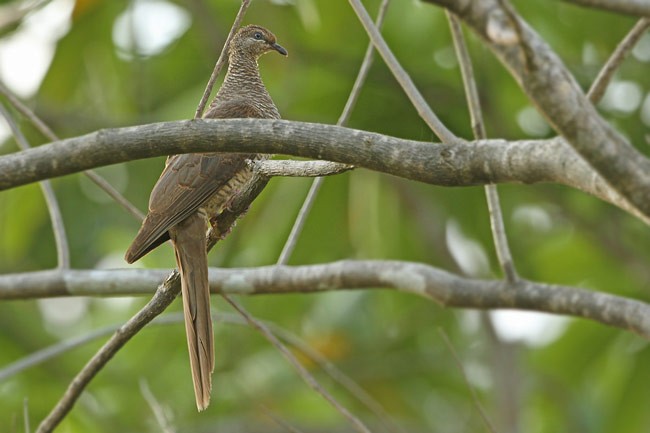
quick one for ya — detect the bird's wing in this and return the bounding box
[124,100,265,263]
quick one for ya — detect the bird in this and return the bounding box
[124,24,287,411]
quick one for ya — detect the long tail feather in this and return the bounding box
[170,213,214,411]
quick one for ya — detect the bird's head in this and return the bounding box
[230,25,287,59]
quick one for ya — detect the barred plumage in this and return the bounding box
[125,25,286,411]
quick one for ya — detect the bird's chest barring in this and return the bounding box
[200,164,257,219]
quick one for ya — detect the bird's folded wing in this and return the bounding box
[125,153,251,262]
[124,100,267,263]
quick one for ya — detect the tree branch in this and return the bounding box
[438,329,497,433]
[2,261,649,339]
[222,294,373,433]
[34,273,181,433]
[346,0,461,145]
[276,0,390,266]
[0,104,70,269]
[250,159,352,178]
[561,0,650,17]
[2,311,401,433]
[0,81,145,221]
[588,17,650,103]
[0,119,646,224]
[423,0,650,221]
[447,11,519,282]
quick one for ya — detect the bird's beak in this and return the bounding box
[272,43,288,56]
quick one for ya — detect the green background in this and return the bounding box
[1,0,649,431]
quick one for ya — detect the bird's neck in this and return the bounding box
[215,54,274,108]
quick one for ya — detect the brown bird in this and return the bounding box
[124,25,287,411]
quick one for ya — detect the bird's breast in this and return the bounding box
[200,154,269,219]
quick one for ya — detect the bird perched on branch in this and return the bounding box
[124,25,287,411]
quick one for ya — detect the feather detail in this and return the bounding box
[170,213,214,411]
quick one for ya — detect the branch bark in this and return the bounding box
[423,0,650,221]
[2,261,649,339]
[250,159,352,178]
[0,119,646,224]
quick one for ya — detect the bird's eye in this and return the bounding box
[253,32,263,40]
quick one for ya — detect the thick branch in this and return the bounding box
[423,0,650,220]
[0,81,145,221]
[0,119,646,223]
[1,262,649,339]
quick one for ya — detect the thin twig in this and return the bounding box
[276,177,324,265]
[264,317,405,433]
[2,311,401,432]
[346,0,460,145]
[222,294,374,433]
[561,0,650,18]
[338,0,392,127]
[483,186,516,281]
[194,0,251,119]
[0,82,58,142]
[140,379,176,433]
[447,12,518,282]
[587,17,650,104]
[276,0,391,265]
[23,398,30,433]
[35,274,181,433]
[260,406,306,433]
[0,81,144,221]
[480,314,520,432]
[0,103,70,269]
[437,329,498,433]
[0,324,123,381]
[83,170,145,220]
[0,316,194,382]
[447,15,486,140]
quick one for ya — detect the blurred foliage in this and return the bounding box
[1,0,650,431]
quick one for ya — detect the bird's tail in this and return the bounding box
[170,213,214,411]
